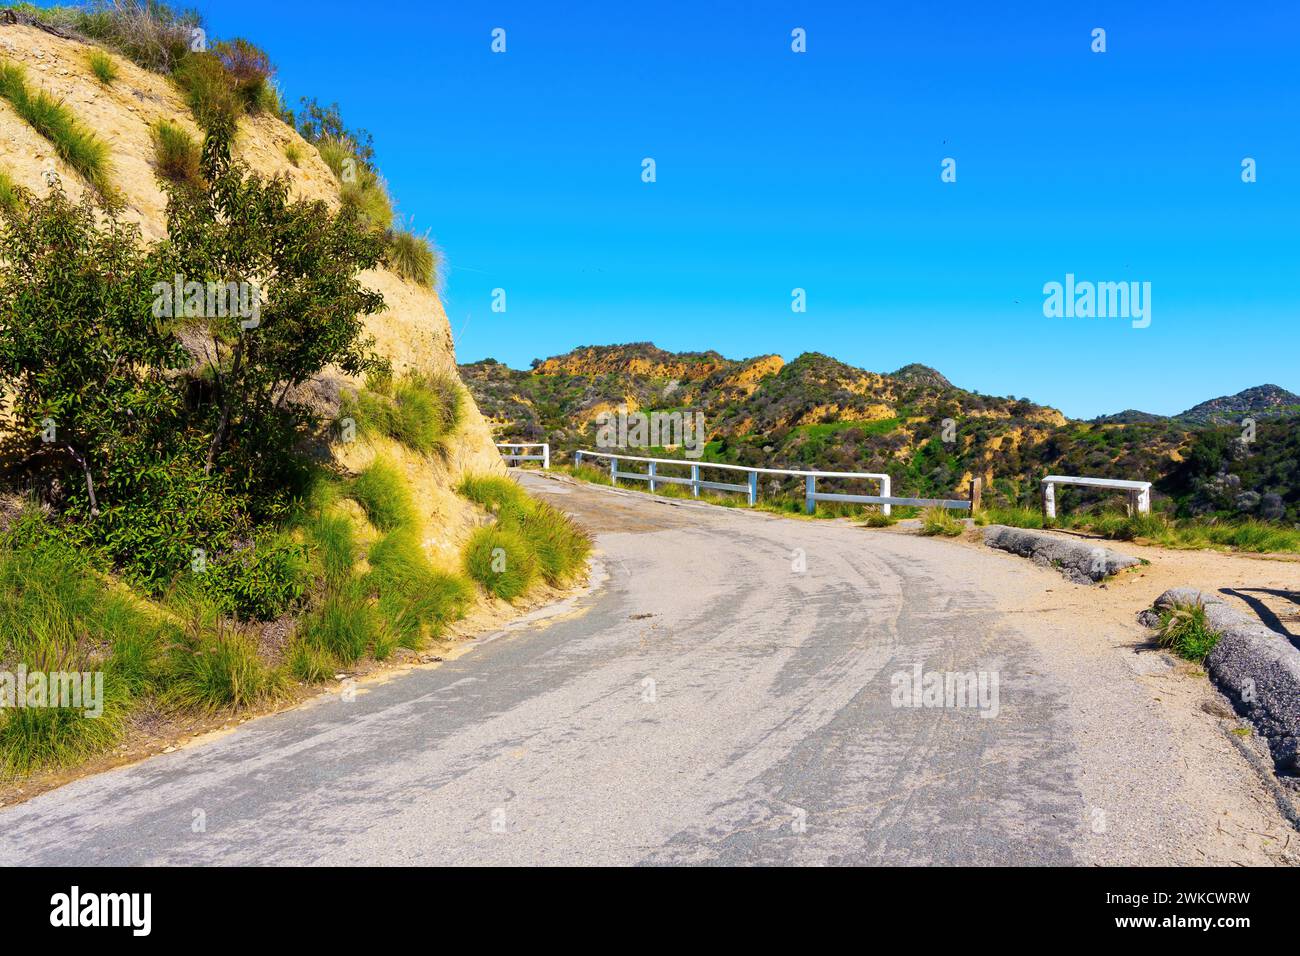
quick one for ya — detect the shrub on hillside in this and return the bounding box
[171,52,241,132]
[213,37,274,112]
[63,0,199,73]
[464,525,537,600]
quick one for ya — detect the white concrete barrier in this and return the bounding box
[497,442,550,469]
[1041,474,1151,519]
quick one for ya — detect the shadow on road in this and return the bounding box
[1219,587,1300,650]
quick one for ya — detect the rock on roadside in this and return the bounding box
[1139,587,1300,775]
[982,525,1141,584]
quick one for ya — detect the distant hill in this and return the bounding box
[1176,385,1300,425]
[463,343,1299,521]
[1091,410,1167,425]
[891,363,952,390]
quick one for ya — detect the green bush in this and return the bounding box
[284,142,302,167]
[197,534,309,621]
[463,525,537,600]
[0,60,112,195]
[151,119,203,187]
[86,49,119,85]
[348,459,415,531]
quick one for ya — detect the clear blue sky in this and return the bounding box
[74,1,1300,417]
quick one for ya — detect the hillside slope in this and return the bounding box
[0,21,503,570]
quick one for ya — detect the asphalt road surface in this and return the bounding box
[0,473,1290,865]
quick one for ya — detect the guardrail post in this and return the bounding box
[574,451,583,469]
[543,443,550,470]
[1042,480,1056,519]
[880,475,892,517]
[1137,485,1150,514]
[806,476,816,515]
[747,470,758,506]
[610,456,618,486]
[969,476,982,515]
[648,461,657,492]
[691,464,700,497]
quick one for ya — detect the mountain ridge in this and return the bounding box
[461,342,1299,521]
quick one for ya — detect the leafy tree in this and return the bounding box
[0,178,188,519]
[161,131,388,481]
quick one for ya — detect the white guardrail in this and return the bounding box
[497,442,550,469]
[573,449,978,515]
[1041,474,1151,519]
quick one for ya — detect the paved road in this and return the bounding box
[0,474,1286,865]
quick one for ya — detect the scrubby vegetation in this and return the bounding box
[0,3,582,780]
[0,60,112,195]
[347,459,416,532]
[978,506,1300,555]
[10,1,431,289]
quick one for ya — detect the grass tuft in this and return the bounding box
[463,525,537,600]
[348,459,416,531]
[458,475,592,590]
[151,119,203,187]
[919,506,965,537]
[366,527,472,648]
[386,229,439,288]
[0,166,22,215]
[171,52,241,132]
[283,142,302,167]
[86,49,119,85]
[342,372,463,455]
[1156,600,1222,663]
[0,60,112,195]
[293,583,377,667]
